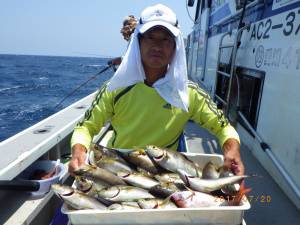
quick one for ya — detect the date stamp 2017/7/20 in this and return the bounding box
[214,195,272,203]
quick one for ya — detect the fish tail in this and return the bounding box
[229,181,251,206]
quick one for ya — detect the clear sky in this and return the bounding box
[0,0,196,57]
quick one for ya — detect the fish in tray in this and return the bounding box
[154,172,183,184]
[138,198,177,209]
[171,190,232,207]
[201,161,242,195]
[219,169,241,195]
[149,182,187,198]
[73,164,126,186]
[119,149,163,174]
[145,145,202,177]
[202,161,220,179]
[89,144,128,165]
[60,145,253,212]
[97,185,155,202]
[74,177,109,197]
[108,202,140,210]
[177,169,250,193]
[117,171,159,190]
[171,191,226,207]
[51,184,107,210]
[171,182,251,207]
[96,155,134,175]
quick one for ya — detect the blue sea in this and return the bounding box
[0,54,114,142]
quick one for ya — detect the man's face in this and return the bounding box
[139,27,175,70]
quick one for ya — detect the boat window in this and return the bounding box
[233,67,265,130]
[215,63,231,108]
[215,65,264,130]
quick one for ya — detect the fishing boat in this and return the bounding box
[185,0,300,223]
[0,0,300,224]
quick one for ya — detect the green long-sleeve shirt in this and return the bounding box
[71,81,239,151]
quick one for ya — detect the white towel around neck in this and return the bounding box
[107,24,189,112]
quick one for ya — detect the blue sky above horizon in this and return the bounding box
[0,0,196,58]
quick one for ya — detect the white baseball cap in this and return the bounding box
[138,4,180,37]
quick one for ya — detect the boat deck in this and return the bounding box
[185,121,300,225]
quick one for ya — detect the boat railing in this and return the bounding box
[0,91,97,180]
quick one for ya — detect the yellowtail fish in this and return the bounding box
[145,145,202,177]
[123,149,162,174]
[97,185,155,202]
[89,144,128,165]
[149,182,186,198]
[202,162,220,179]
[178,169,249,193]
[73,164,126,186]
[138,198,177,209]
[96,155,133,174]
[154,173,183,184]
[51,184,107,210]
[108,202,140,210]
[219,169,240,195]
[117,171,159,190]
[74,176,108,197]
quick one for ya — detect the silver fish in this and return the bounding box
[202,162,220,179]
[149,182,185,198]
[178,169,249,193]
[154,173,183,184]
[136,167,155,177]
[73,164,126,186]
[117,171,159,190]
[108,202,140,210]
[87,149,97,166]
[90,144,127,164]
[138,198,177,209]
[96,156,133,174]
[219,169,240,194]
[97,185,155,202]
[74,176,108,197]
[123,149,162,174]
[51,184,107,210]
[145,145,202,177]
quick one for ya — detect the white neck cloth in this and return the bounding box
[107,24,189,112]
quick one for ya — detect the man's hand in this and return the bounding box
[222,138,245,175]
[68,144,87,175]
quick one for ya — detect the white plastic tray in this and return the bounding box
[62,153,250,225]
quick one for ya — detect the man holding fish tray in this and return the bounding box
[69,4,245,179]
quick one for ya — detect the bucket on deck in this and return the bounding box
[17,160,66,196]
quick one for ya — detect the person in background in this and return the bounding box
[108,15,137,66]
[69,4,245,177]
